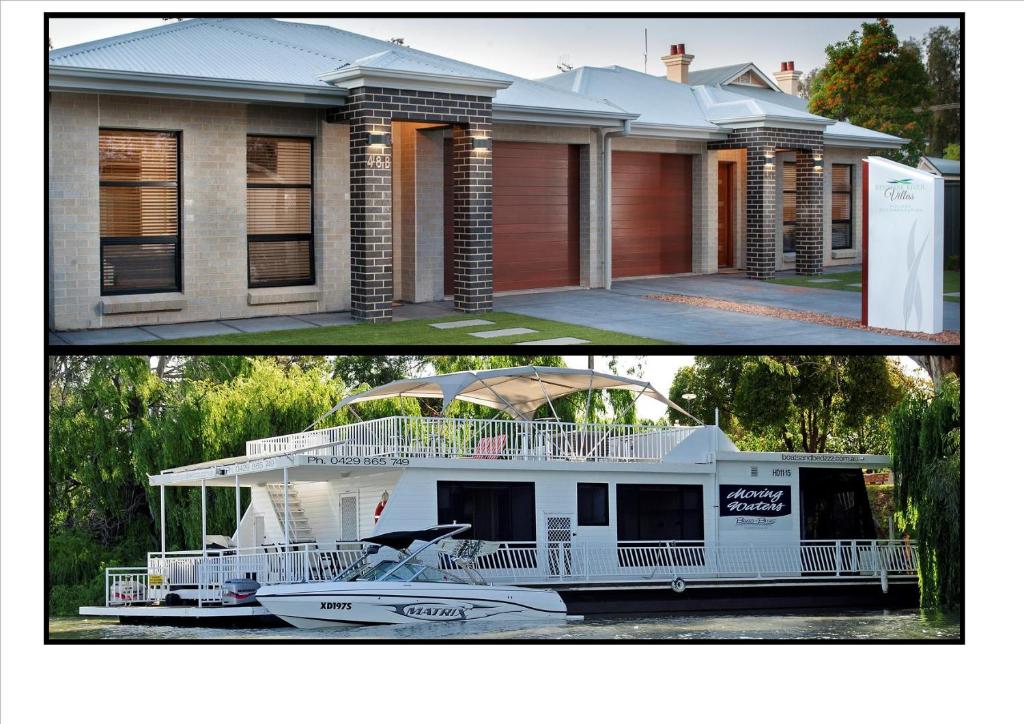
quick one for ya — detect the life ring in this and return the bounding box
[373,492,389,523]
[671,577,686,594]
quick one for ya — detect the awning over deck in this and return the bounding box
[318,366,692,422]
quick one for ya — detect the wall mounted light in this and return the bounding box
[764,150,776,160]
[472,136,492,153]
[368,131,390,148]
[812,156,824,172]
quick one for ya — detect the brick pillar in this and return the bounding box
[451,123,493,312]
[347,98,393,322]
[744,140,777,279]
[795,147,824,275]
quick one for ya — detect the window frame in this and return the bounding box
[246,134,316,289]
[830,163,854,251]
[577,482,610,527]
[782,160,797,255]
[99,128,182,296]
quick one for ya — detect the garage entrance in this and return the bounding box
[612,151,692,278]
[491,141,580,292]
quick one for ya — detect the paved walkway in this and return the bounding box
[49,273,960,346]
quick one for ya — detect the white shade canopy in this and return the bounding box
[315,366,693,423]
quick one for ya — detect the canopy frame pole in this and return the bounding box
[474,376,531,421]
[584,383,648,460]
[584,372,595,424]
[283,466,291,581]
[532,367,560,423]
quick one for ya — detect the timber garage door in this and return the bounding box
[492,142,580,292]
[612,151,692,278]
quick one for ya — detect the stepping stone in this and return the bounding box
[469,327,537,338]
[806,278,839,284]
[430,319,495,330]
[516,337,590,346]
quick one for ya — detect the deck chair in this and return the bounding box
[470,434,507,460]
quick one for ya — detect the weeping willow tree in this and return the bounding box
[889,375,961,610]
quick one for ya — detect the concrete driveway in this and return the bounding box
[495,274,959,346]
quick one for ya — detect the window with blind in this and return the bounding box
[247,136,314,287]
[782,161,797,254]
[99,129,180,294]
[831,164,853,250]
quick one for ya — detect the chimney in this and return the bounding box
[773,60,803,95]
[661,43,695,83]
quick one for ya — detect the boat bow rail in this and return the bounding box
[244,416,703,464]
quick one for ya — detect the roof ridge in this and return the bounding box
[49,18,205,60]
[206,19,352,65]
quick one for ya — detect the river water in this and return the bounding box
[49,608,960,641]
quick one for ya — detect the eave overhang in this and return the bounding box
[317,65,513,98]
[823,132,908,149]
[627,121,730,141]
[48,66,349,107]
[493,103,638,128]
[714,115,835,132]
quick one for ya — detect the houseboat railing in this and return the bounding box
[245,416,699,463]
[117,539,919,606]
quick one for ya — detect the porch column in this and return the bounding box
[160,484,166,554]
[201,479,207,554]
[283,467,290,547]
[451,122,494,313]
[348,104,394,322]
[745,143,777,279]
[234,474,241,545]
[795,145,825,275]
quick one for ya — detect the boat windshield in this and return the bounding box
[354,560,466,584]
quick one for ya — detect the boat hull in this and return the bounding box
[256,581,567,629]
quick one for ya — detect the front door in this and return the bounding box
[544,513,575,578]
[717,162,733,267]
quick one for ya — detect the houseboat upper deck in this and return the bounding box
[81,367,918,622]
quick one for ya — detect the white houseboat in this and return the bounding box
[80,367,919,625]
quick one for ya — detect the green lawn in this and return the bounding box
[767,269,961,301]
[138,311,669,346]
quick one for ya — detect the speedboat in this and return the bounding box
[255,524,568,629]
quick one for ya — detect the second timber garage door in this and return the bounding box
[493,142,580,292]
[612,151,693,278]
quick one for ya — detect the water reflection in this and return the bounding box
[49,608,960,641]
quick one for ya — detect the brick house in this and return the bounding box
[47,19,905,330]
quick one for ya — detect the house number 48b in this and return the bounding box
[366,155,391,170]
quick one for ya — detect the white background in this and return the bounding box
[1,1,1011,722]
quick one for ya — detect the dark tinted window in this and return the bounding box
[437,481,536,542]
[577,483,609,526]
[616,484,704,541]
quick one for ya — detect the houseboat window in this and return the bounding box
[577,483,609,526]
[782,161,797,254]
[437,481,536,542]
[799,468,876,539]
[246,136,315,287]
[616,484,704,541]
[831,164,854,250]
[99,129,181,294]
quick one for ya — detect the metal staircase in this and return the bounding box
[265,484,315,543]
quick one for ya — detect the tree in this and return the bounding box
[333,355,418,389]
[797,67,820,100]
[923,26,961,155]
[943,143,961,161]
[889,375,960,610]
[669,356,909,454]
[808,18,931,165]
[908,355,961,388]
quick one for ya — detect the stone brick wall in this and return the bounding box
[414,127,446,301]
[711,127,825,279]
[47,92,349,331]
[330,87,492,321]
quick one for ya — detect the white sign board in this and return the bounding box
[864,156,944,333]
